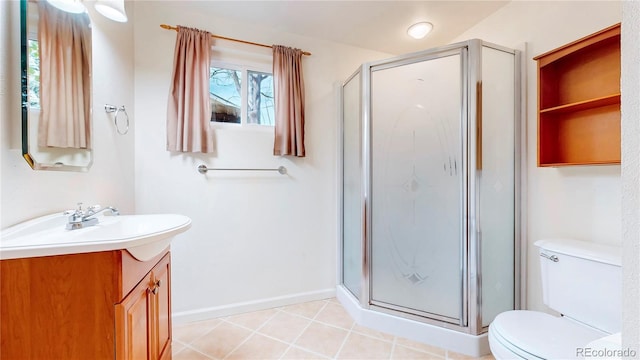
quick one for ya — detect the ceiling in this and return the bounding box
[184,1,510,55]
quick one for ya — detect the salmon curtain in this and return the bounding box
[272,45,305,157]
[37,1,92,149]
[166,26,214,153]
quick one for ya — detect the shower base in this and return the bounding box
[336,285,490,357]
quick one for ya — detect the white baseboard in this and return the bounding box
[172,288,336,325]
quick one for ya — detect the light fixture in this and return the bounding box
[94,0,128,23]
[46,0,86,14]
[407,22,433,40]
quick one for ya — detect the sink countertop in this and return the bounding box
[0,213,192,261]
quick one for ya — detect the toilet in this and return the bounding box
[489,239,622,359]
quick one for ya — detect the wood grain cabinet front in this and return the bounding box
[116,252,172,360]
[0,249,172,360]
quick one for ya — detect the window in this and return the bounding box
[210,65,274,126]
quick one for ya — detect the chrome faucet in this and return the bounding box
[66,203,120,230]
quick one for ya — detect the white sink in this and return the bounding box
[0,212,192,261]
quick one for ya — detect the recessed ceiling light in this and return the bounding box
[407,22,433,40]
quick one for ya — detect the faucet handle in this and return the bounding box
[65,203,85,221]
[86,204,101,214]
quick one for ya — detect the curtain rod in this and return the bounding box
[159,24,311,56]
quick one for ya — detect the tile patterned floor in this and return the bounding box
[173,298,495,360]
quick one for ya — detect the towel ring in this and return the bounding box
[105,104,129,135]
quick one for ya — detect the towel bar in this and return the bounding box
[197,164,287,175]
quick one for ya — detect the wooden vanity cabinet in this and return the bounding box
[0,249,172,360]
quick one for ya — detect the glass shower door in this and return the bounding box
[369,51,464,323]
[342,71,363,299]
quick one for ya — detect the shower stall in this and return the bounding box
[339,40,521,356]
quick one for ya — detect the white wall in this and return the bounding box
[132,1,390,321]
[621,1,640,353]
[0,1,136,228]
[452,1,622,312]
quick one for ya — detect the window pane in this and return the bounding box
[247,70,274,126]
[210,67,241,124]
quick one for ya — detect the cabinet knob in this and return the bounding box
[149,279,161,295]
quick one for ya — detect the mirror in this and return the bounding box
[21,0,93,171]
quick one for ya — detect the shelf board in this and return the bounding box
[540,94,620,115]
[539,160,621,167]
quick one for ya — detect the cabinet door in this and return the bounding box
[116,275,152,360]
[151,254,172,360]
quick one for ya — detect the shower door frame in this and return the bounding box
[364,43,471,332]
[339,40,523,336]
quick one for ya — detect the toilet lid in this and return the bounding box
[491,311,606,359]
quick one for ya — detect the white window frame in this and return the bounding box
[210,60,274,131]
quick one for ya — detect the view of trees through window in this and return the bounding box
[210,67,241,123]
[210,66,274,126]
[27,39,40,109]
[247,70,274,125]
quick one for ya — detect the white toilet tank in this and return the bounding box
[535,239,621,334]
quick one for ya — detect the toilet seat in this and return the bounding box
[489,310,607,359]
[489,325,544,359]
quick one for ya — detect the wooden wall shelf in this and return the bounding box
[539,94,621,115]
[534,23,621,167]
